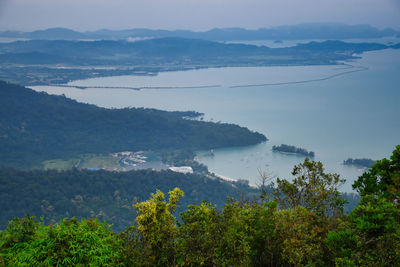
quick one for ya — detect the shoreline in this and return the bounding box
[209,170,258,189]
[273,150,313,157]
[21,61,348,88]
[209,170,237,183]
[28,63,368,92]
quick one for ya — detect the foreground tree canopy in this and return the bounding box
[353,145,400,203]
[1,146,399,266]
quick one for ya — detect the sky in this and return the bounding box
[0,0,399,31]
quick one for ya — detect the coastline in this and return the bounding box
[209,170,258,189]
[27,63,368,95]
[209,170,237,183]
[273,150,312,157]
[19,60,353,88]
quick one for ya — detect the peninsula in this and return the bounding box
[0,38,396,86]
[0,81,267,169]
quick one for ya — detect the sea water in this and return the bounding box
[31,48,400,192]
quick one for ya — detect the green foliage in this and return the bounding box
[274,206,327,266]
[176,201,222,265]
[326,196,400,266]
[135,188,183,266]
[0,215,38,245]
[120,188,184,266]
[0,217,122,266]
[215,202,252,266]
[122,195,280,266]
[0,168,258,232]
[351,196,400,266]
[177,200,279,266]
[325,227,358,266]
[217,201,279,267]
[353,145,400,203]
[328,145,400,266]
[2,147,400,266]
[273,158,347,217]
[120,187,345,266]
[2,186,399,266]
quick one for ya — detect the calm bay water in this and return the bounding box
[31,49,400,192]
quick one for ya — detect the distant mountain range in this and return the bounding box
[1,23,398,41]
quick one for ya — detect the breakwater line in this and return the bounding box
[229,65,368,89]
[47,64,368,91]
[48,84,222,90]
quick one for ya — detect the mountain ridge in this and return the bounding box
[1,23,398,41]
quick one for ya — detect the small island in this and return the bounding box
[272,144,315,157]
[343,158,376,168]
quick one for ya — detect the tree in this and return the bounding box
[257,168,275,202]
[274,206,326,266]
[327,146,400,266]
[353,145,400,203]
[176,201,222,266]
[273,158,346,217]
[120,188,183,266]
[326,195,400,266]
[0,217,122,266]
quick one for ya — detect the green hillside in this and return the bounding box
[0,81,266,168]
[0,168,259,232]
[1,147,398,266]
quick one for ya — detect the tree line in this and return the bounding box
[1,145,398,266]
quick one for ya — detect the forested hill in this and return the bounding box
[0,168,259,232]
[0,81,266,168]
[0,38,391,66]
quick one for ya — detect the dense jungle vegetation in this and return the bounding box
[0,168,261,232]
[1,145,398,266]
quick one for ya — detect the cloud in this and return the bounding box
[127,37,154,42]
[0,0,11,18]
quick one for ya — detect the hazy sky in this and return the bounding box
[0,0,399,31]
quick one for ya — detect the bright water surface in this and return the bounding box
[31,48,400,192]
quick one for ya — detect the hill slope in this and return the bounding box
[0,168,259,232]
[0,81,266,168]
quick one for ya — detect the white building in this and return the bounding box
[168,166,193,174]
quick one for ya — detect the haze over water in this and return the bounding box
[32,48,400,192]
